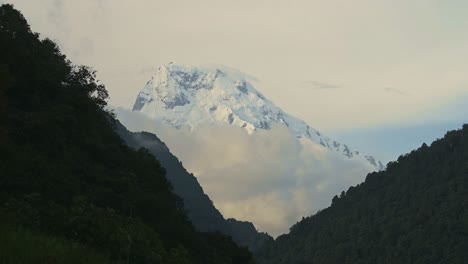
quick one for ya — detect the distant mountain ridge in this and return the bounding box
[132,63,384,171]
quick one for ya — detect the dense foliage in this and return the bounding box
[257,125,468,263]
[0,4,254,263]
[0,223,118,264]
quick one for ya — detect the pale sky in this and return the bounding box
[4,0,467,154]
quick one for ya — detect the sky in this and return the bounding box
[4,1,467,136]
[4,0,468,234]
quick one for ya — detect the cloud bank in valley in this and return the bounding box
[115,108,371,237]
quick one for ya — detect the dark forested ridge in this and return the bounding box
[0,4,254,263]
[226,219,274,253]
[257,125,468,263]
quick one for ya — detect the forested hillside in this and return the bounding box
[0,4,254,264]
[256,125,468,263]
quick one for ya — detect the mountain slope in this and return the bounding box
[115,122,231,234]
[227,218,274,253]
[256,125,468,264]
[0,5,255,264]
[132,63,384,171]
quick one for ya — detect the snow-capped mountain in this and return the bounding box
[133,63,384,171]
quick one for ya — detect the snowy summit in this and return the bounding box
[133,63,384,171]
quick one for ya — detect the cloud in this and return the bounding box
[299,80,340,90]
[115,108,371,237]
[384,87,410,96]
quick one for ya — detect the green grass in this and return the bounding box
[0,224,118,264]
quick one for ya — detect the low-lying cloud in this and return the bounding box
[115,108,371,237]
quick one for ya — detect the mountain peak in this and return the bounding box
[133,63,384,171]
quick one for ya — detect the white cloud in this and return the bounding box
[115,108,370,237]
